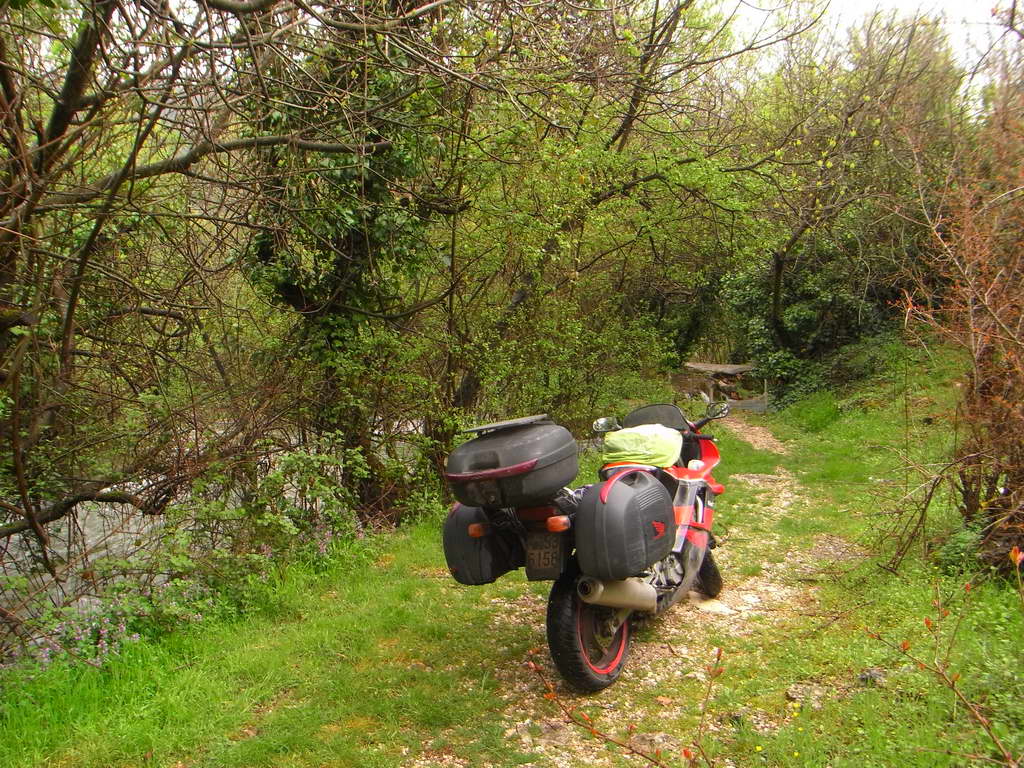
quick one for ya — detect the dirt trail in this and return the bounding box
[462,419,847,768]
[718,410,789,455]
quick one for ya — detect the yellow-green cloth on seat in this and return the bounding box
[602,423,682,467]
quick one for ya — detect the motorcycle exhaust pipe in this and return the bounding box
[577,576,657,613]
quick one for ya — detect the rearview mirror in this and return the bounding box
[705,401,730,420]
[592,416,622,433]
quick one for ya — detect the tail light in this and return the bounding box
[515,505,558,521]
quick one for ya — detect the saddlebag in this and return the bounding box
[445,418,578,509]
[575,469,676,581]
[442,504,524,585]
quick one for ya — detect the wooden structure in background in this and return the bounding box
[674,361,768,412]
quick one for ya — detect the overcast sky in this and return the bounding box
[731,0,1004,64]
[823,0,1000,54]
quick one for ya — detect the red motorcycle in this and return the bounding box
[442,401,729,692]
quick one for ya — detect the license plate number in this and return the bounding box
[525,532,564,580]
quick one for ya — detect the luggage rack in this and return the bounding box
[463,413,552,435]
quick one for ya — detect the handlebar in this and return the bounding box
[681,431,715,441]
[691,415,714,430]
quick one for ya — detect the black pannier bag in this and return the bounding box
[442,504,525,585]
[575,469,676,581]
[445,416,578,509]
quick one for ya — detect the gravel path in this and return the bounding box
[477,465,816,768]
[719,412,788,454]
[410,413,863,768]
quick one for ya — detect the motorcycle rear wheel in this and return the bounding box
[546,569,631,693]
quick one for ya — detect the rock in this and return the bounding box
[785,682,829,710]
[630,731,681,755]
[726,710,747,726]
[693,598,737,615]
[536,720,571,747]
[858,667,886,686]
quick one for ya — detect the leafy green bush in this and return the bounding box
[933,523,985,575]
[719,243,902,402]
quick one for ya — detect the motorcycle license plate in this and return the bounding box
[525,532,565,581]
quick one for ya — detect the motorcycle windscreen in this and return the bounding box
[622,403,689,430]
[574,470,676,581]
[602,424,682,468]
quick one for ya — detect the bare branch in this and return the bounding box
[289,0,455,32]
[35,137,392,210]
[0,489,145,539]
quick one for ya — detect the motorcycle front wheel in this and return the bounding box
[546,569,630,693]
[696,549,723,598]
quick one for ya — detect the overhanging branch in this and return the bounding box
[0,490,144,539]
[34,136,392,211]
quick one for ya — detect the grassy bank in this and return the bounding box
[721,341,1024,767]
[1,528,538,767]
[2,342,1022,767]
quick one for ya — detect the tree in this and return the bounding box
[0,0,488,647]
[713,11,964,389]
[904,35,1024,568]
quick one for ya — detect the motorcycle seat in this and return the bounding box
[598,463,678,499]
[598,462,656,480]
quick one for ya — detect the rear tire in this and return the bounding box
[696,550,723,598]
[546,568,630,693]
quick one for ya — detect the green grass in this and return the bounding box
[700,340,1024,767]
[3,338,1022,767]
[1,528,540,768]
[711,563,1024,768]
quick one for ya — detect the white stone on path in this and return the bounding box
[690,596,737,615]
